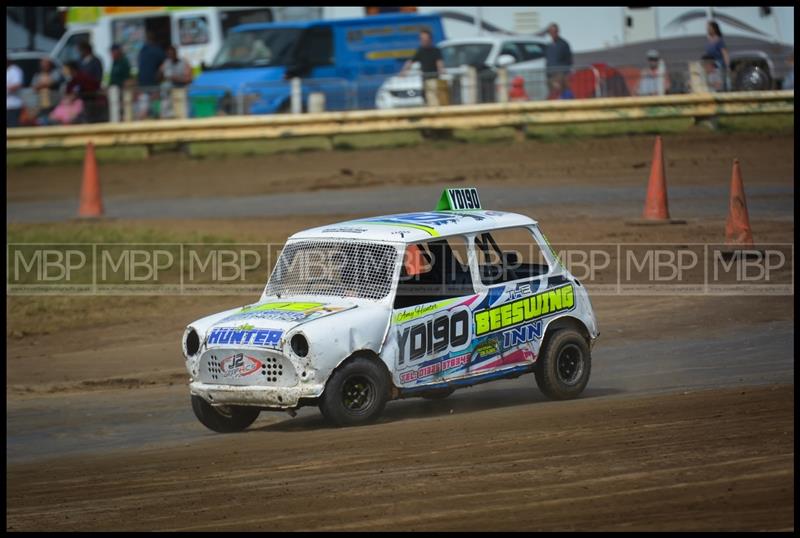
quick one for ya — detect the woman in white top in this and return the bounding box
[159,45,193,118]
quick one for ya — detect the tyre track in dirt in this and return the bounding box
[6,385,793,531]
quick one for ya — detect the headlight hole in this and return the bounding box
[291,334,309,357]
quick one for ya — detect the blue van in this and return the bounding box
[188,13,445,116]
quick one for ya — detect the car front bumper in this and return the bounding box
[189,381,325,409]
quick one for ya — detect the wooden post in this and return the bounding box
[464,66,478,105]
[688,61,710,94]
[496,67,509,103]
[291,78,302,114]
[108,85,121,123]
[171,88,188,119]
[122,88,134,122]
[308,92,326,113]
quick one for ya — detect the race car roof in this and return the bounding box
[289,210,538,243]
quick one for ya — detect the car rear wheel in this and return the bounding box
[191,394,260,433]
[319,357,389,427]
[534,329,591,400]
[734,65,772,91]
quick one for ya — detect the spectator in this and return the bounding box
[544,23,573,81]
[705,21,730,91]
[547,74,574,100]
[44,90,85,125]
[138,30,166,87]
[637,49,670,96]
[31,57,64,119]
[37,62,91,125]
[64,60,99,100]
[109,44,132,88]
[159,45,193,88]
[78,41,103,86]
[701,54,724,92]
[159,45,193,118]
[7,56,24,127]
[782,52,794,90]
[508,75,529,101]
[77,41,105,122]
[401,29,444,105]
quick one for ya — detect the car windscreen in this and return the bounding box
[208,28,302,69]
[265,240,398,301]
[441,43,493,68]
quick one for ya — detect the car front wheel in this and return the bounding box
[191,394,260,433]
[534,329,591,400]
[319,357,390,427]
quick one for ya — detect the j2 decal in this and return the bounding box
[220,353,263,378]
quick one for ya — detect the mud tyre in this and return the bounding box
[191,394,260,433]
[319,357,389,427]
[534,329,591,400]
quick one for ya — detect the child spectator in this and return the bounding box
[508,76,529,102]
[31,57,64,120]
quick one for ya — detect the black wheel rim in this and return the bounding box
[342,375,376,414]
[556,344,584,385]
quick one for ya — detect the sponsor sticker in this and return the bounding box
[207,327,283,349]
[474,284,575,336]
[220,353,264,378]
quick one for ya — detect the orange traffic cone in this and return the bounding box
[78,142,104,218]
[627,136,685,225]
[725,159,754,247]
[642,136,670,220]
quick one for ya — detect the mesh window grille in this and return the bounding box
[265,240,399,301]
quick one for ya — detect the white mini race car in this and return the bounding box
[183,188,599,431]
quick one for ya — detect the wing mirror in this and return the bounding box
[496,54,516,68]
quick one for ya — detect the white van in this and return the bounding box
[50,7,322,80]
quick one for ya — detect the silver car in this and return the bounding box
[376,36,549,109]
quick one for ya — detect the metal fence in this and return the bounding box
[9,59,789,128]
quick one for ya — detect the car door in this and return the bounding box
[465,226,573,377]
[390,235,480,388]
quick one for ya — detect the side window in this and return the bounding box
[112,18,146,69]
[57,32,91,65]
[515,42,545,61]
[474,227,549,286]
[296,26,334,67]
[499,42,521,61]
[220,8,274,38]
[179,16,210,46]
[394,236,474,309]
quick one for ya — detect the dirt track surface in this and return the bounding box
[6,130,795,531]
[6,131,794,203]
[6,385,793,531]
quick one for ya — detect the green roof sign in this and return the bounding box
[435,187,482,211]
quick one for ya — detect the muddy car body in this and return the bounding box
[183,188,599,430]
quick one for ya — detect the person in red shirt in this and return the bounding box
[508,76,529,101]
